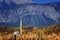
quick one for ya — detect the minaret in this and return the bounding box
[20,19,22,34]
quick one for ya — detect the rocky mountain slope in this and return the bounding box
[0,1,60,27]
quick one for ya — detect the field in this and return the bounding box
[0,24,60,40]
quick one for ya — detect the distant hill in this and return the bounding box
[0,24,60,34]
[42,24,60,34]
[0,26,19,33]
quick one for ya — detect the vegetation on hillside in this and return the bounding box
[0,24,60,34]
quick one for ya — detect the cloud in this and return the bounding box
[0,0,33,4]
[11,0,32,4]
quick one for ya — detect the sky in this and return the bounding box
[0,0,60,4]
[0,0,60,27]
[32,0,60,4]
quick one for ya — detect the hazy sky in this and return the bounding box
[0,0,60,4]
[32,0,60,4]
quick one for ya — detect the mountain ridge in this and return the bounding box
[0,2,60,27]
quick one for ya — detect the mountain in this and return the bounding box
[0,1,60,27]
